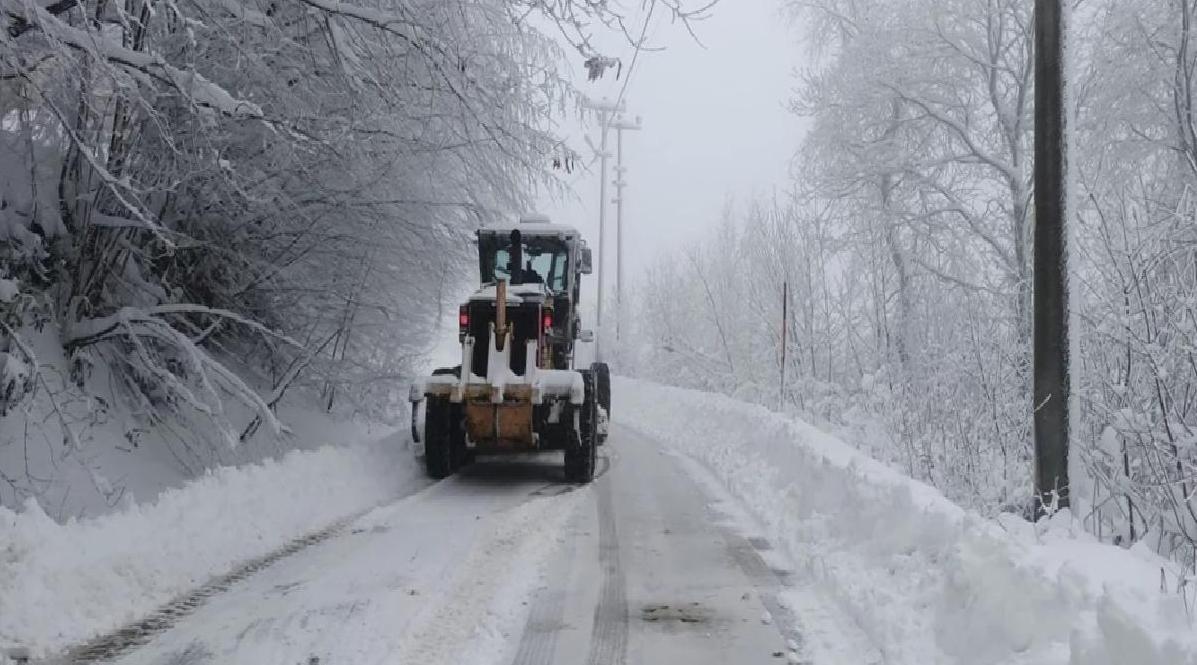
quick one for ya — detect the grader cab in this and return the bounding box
[410,215,611,482]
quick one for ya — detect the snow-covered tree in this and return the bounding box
[0,0,714,512]
[631,0,1197,569]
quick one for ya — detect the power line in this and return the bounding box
[614,0,658,111]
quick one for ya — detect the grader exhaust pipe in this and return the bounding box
[509,229,523,284]
[494,228,521,352]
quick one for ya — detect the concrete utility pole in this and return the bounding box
[582,97,625,360]
[610,114,641,342]
[1033,0,1070,516]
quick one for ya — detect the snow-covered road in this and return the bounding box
[71,426,815,665]
[512,425,805,665]
[12,378,1191,665]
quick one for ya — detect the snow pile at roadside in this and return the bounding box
[0,323,400,521]
[0,432,423,659]
[615,377,1197,665]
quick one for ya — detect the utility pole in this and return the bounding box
[582,97,625,360]
[1033,0,1070,516]
[780,281,789,411]
[611,114,642,342]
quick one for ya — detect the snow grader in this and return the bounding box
[410,214,611,482]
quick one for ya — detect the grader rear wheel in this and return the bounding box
[424,397,465,479]
[564,371,597,483]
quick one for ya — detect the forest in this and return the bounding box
[631,0,1197,570]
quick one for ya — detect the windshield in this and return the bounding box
[479,234,569,291]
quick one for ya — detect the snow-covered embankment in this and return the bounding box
[615,377,1197,665]
[0,433,422,659]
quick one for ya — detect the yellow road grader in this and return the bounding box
[410,215,611,482]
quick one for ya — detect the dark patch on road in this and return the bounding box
[748,536,773,551]
[770,568,795,586]
[350,524,389,535]
[530,483,577,497]
[640,602,713,625]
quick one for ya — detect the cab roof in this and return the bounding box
[478,214,581,240]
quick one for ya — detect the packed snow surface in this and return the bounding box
[615,377,1197,665]
[0,432,424,658]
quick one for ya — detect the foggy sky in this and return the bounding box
[537,2,808,300]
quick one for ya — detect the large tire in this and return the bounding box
[428,367,470,471]
[564,371,597,483]
[591,362,611,444]
[424,397,463,479]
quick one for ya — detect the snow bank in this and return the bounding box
[0,323,399,521]
[615,377,1197,665]
[0,432,424,658]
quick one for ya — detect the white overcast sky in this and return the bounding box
[536,1,809,293]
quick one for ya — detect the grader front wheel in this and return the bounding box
[591,362,610,445]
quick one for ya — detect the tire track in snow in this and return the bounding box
[585,466,628,665]
[35,509,370,665]
[508,509,579,665]
[390,488,585,665]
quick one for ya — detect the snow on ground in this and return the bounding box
[668,449,885,665]
[383,485,586,665]
[0,324,398,521]
[615,376,1197,665]
[0,430,426,659]
[93,464,585,665]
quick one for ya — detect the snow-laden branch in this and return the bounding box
[297,0,418,33]
[67,304,300,350]
[15,4,262,119]
[63,305,308,442]
[884,84,1019,186]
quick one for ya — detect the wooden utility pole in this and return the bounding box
[1033,0,1070,515]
